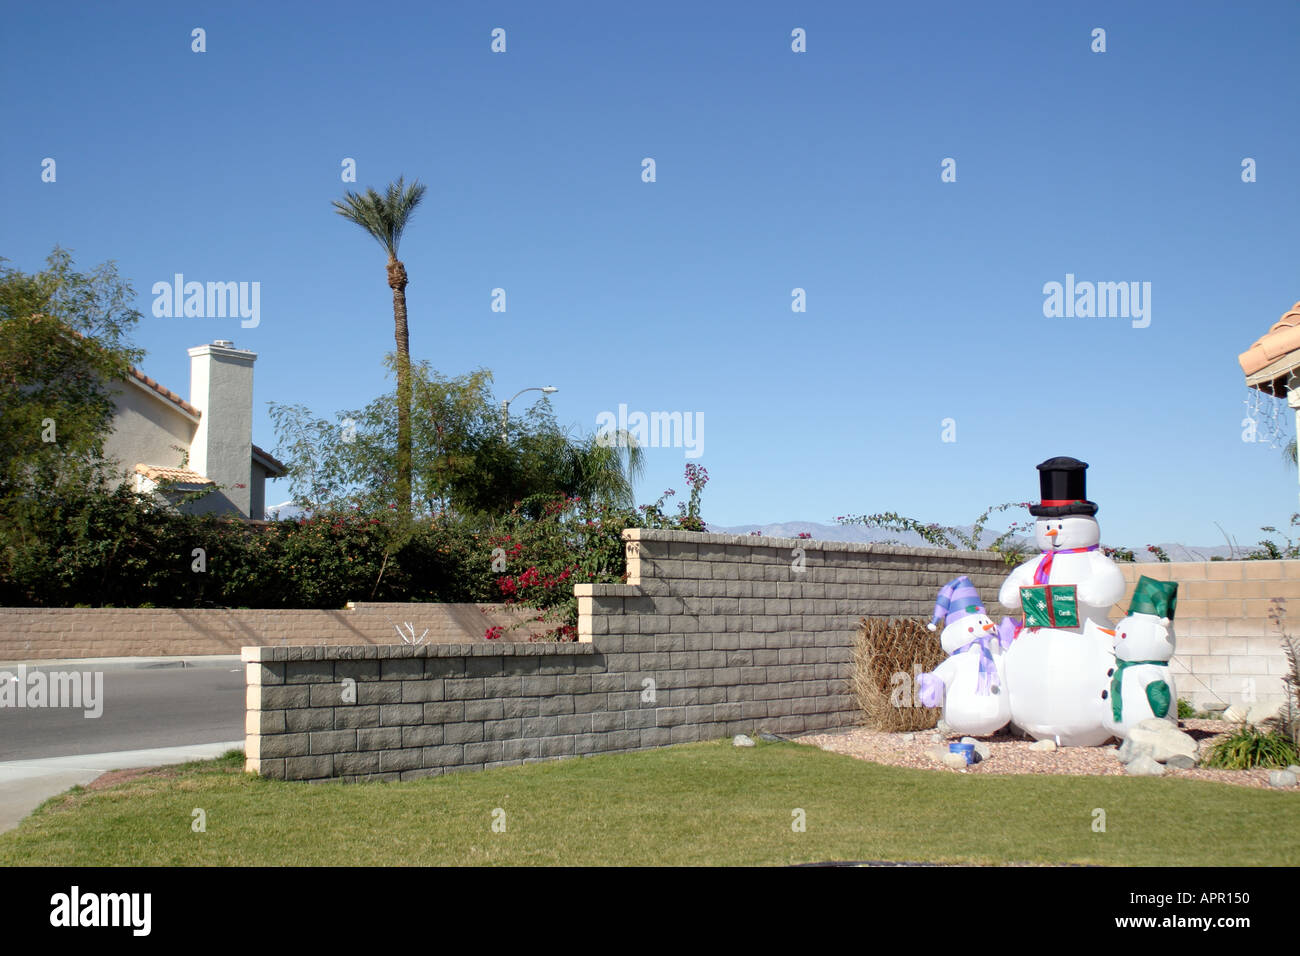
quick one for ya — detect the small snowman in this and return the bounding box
[1101,575,1179,738]
[916,576,1012,737]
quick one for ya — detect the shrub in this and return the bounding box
[853,618,945,732]
[1200,724,1300,770]
[1177,698,1197,720]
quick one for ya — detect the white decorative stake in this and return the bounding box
[394,622,429,645]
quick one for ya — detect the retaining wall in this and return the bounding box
[244,529,1018,781]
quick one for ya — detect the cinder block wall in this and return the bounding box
[0,603,549,661]
[1109,560,1298,712]
[245,529,1017,782]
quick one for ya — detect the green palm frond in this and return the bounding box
[332,176,428,258]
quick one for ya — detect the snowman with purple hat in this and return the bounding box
[917,576,1013,737]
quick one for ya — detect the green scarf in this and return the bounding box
[1110,659,1169,722]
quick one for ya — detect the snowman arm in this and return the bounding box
[1075,559,1127,607]
[998,560,1036,608]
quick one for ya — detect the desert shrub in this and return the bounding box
[853,617,945,731]
[1200,724,1300,770]
[1177,698,1197,720]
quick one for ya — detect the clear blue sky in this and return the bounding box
[4,1,1299,549]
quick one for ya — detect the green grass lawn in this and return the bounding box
[1,740,1295,866]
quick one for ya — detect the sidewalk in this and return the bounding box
[0,741,243,834]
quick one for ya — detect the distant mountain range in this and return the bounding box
[266,503,1245,562]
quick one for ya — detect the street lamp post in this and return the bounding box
[501,386,558,442]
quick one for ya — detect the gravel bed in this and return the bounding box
[798,719,1289,790]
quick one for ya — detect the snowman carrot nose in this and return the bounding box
[982,622,995,631]
[1045,529,1058,537]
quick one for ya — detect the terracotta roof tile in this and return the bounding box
[127,367,201,417]
[134,464,215,485]
[1240,301,1300,382]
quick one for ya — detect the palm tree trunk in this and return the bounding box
[387,257,412,523]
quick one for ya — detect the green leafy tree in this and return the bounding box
[269,361,645,521]
[0,248,144,498]
[332,176,428,524]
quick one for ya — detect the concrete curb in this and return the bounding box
[0,655,242,671]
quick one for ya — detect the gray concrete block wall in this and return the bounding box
[246,529,1019,782]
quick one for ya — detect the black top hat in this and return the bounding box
[1029,456,1098,517]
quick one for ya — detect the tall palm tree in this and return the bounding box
[332,176,428,522]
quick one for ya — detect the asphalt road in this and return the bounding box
[0,662,246,761]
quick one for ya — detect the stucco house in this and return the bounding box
[101,339,286,520]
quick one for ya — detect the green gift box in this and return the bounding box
[1020,584,1079,628]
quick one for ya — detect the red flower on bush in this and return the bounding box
[484,625,504,640]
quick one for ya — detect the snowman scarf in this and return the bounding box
[1110,659,1170,722]
[954,634,1001,696]
[1033,545,1098,585]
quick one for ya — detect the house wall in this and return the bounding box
[101,380,196,480]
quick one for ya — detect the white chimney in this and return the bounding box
[188,340,256,517]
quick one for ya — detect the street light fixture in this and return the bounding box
[501,386,558,441]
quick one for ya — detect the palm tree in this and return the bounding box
[332,176,428,522]
[558,429,646,509]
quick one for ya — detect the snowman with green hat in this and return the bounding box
[1101,575,1180,739]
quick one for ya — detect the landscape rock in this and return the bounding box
[941,752,969,770]
[758,732,782,742]
[1267,770,1297,789]
[1288,765,1300,775]
[1116,737,1154,764]
[733,734,755,748]
[936,719,953,735]
[930,733,944,744]
[901,733,915,743]
[1125,753,1166,776]
[1164,754,1196,770]
[1029,739,1057,752]
[926,746,950,764]
[1222,706,1249,723]
[1127,718,1198,764]
[1202,702,1228,716]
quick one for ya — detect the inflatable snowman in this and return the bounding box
[1101,576,1179,738]
[916,577,1012,737]
[999,457,1125,746]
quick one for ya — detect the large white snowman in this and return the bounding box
[916,577,1012,737]
[999,457,1125,746]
